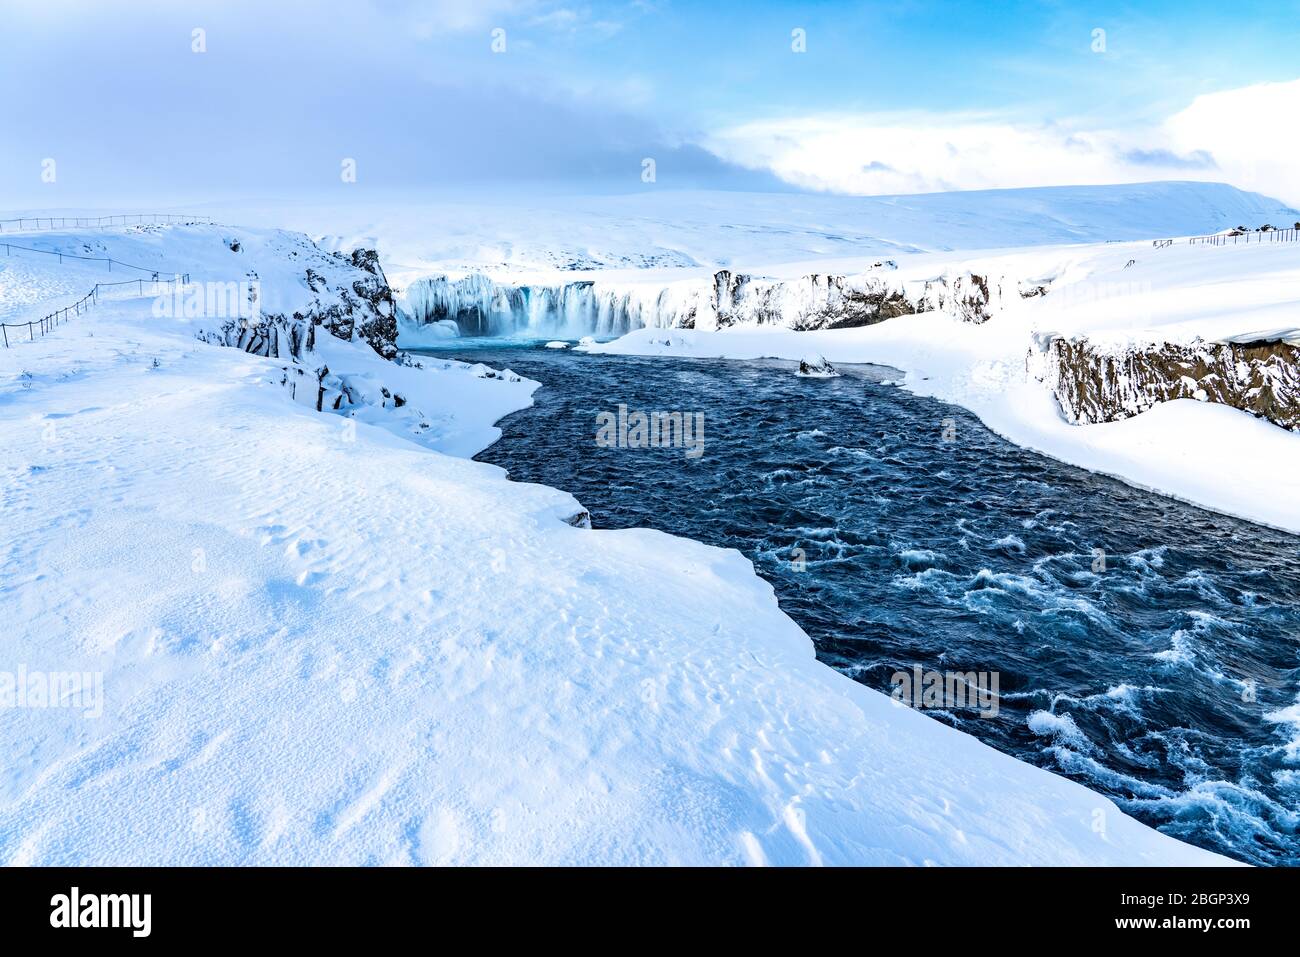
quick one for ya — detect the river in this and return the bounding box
[417,339,1300,865]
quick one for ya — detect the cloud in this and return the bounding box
[1121,149,1217,170]
[397,0,623,38]
[3,3,1295,206]
[528,6,623,38]
[400,0,531,35]
[1162,79,1300,205]
[0,0,771,205]
[703,79,1300,205]
[703,117,1127,196]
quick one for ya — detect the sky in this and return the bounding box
[2,0,1300,207]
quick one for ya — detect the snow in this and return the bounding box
[0,221,1232,865]
[171,181,1296,280]
[390,318,459,348]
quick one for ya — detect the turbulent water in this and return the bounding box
[420,340,1300,866]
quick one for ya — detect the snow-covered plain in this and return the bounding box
[0,222,1232,865]
[186,180,1296,281]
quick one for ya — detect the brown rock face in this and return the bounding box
[1042,336,1300,431]
[921,273,994,323]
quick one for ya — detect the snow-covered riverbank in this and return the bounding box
[587,235,1300,534]
[0,223,1231,865]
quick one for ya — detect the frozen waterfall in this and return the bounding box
[400,266,1042,338]
[401,275,704,338]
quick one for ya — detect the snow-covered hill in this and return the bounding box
[0,222,1229,865]
[28,180,1273,281]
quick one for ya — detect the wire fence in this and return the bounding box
[0,214,214,233]
[1187,227,1300,247]
[1,239,195,347]
[1,215,219,348]
[1155,227,1300,248]
[3,238,181,277]
[1,275,191,348]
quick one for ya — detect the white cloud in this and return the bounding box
[704,79,1300,206]
[398,0,623,39]
[399,0,532,35]
[1163,80,1300,206]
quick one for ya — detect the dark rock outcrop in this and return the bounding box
[709,270,920,330]
[564,509,592,529]
[919,273,993,324]
[201,312,316,361]
[1041,335,1300,431]
[201,247,398,361]
[276,363,407,413]
[342,248,399,359]
[797,355,841,377]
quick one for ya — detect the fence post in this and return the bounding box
[2,325,7,347]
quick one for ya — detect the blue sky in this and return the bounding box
[2,0,1299,205]
[492,0,1299,123]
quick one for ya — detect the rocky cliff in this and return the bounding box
[1039,335,1300,431]
[200,245,398,361]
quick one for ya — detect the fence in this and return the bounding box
[1,275,190,348]
[3,239,180,277]
[1154,228,1300,248]
[0,214,214,233]
[1187,227,1300,246]
[1,223,205,347]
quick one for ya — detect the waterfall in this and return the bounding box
[400,266,1034,338]
[402,275,688,337]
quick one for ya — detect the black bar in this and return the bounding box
[0,866,1288,944]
